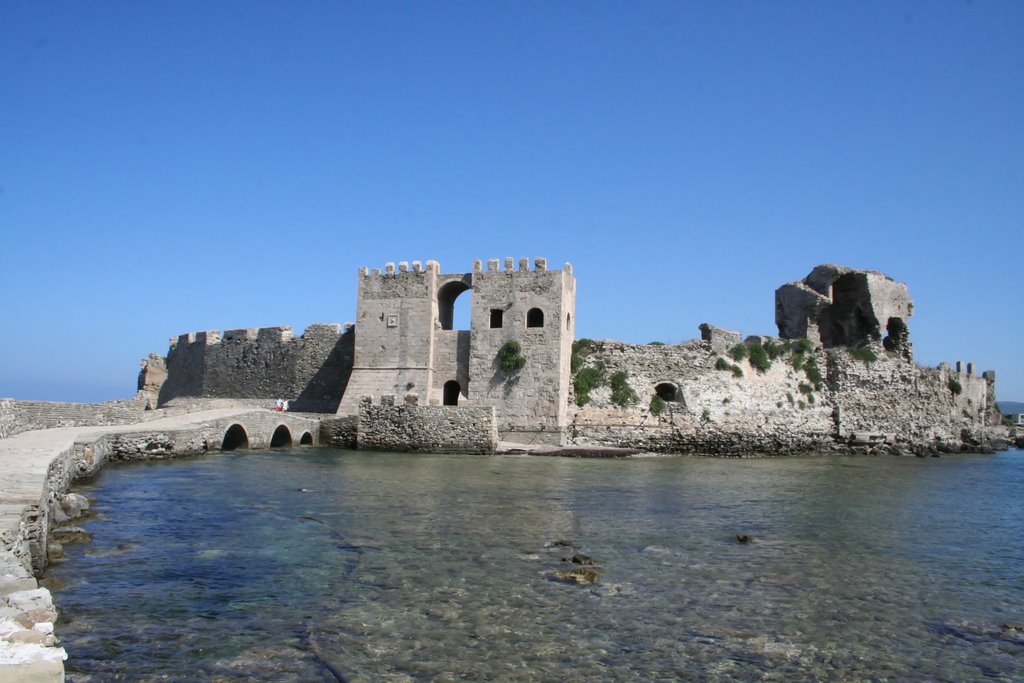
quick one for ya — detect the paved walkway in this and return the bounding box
[1,408,291,680]
[0,408,263,549]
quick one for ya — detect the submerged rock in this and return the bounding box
[552,567,600,584]
[50,527,91,545]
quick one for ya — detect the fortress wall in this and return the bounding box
[828,352,994,447]
[357,397,497,454]
[568,338,998,454]
[159,324,354,412]
[568,340,835,455]
[319,416,358,449]
[0,398,149,439]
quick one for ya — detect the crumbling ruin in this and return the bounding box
[775,265,915,358]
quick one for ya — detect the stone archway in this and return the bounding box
[655,382,678,402]
[299,432,313,445]
[270,425,292,448]
[221,424,249,451]
[443,380,461,406]
[438,281,472,331]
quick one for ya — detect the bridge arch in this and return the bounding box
[270,425,292,448]
[299,431,313,445]
[221,424,249,451]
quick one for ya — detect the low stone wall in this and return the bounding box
[0,398,149,440]
[319,416,358,449]
[358,397,497,453]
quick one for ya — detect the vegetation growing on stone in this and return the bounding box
[847,346,878,364]
[649,395,666,416]
[647,341,666,346]
[570,338,595,374]
[497,341,526,373]
[573,364,606,407]
[948,378,963,396]
[793,338,814,354]
[763,339,787,360]
[747,342,771,373]
[609,371,639,407]
[798,382,814,396]
[802,357,824,390]
[714,356,743,377]
[727,344,748,362]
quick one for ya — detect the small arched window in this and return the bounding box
[566,312,571,331]
[526,308,544,328]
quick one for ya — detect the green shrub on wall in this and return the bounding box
[573,364,606,407]
[727,344,748,362]
[747,343,771,373]
[948,378,963,396]
[497,341,526,373]
[609,371,638,407]
[803,358,824,391]
[649,395,666,416]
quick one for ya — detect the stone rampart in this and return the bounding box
[568,336,1001,455]
[159,323,354,412]
[0,398,149,440]
[828,353,997,449]
[357,396,497,453]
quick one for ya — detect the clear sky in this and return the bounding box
[2,1,1022,404]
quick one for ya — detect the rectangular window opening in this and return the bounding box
[489,309,504,329]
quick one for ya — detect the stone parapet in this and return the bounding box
[358,399,497,453]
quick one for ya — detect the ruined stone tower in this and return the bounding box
[775,265,914,357]
[337,258,576,445]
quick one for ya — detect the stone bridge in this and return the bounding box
[0,407,325,681]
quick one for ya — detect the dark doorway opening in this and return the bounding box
[443,380,461,406]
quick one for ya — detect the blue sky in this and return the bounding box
[2,1,1022,403]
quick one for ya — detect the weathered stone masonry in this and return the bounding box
[141,261,1006,455]
[159,323,353,413]
[357,396,497,454]
[338,258,575,445]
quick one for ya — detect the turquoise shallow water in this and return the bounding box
[47,448,1024,682]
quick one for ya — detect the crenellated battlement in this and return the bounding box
[357,257,570,279]
[169,324,345,348]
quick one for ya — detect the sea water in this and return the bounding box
[46,448,1024,681]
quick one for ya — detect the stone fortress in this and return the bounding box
[134,258,1003,456]
[0,257,1012,681]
